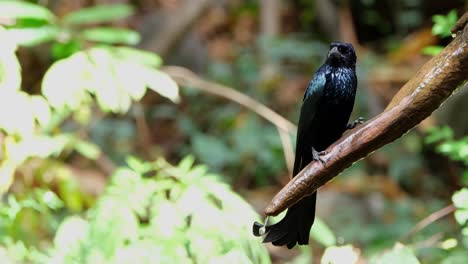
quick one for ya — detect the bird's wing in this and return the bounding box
[293,69,326,176]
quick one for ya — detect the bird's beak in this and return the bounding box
[328,47,340,58]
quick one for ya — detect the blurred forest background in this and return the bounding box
[0,0,467,263]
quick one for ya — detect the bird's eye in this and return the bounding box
[338,46,346,53]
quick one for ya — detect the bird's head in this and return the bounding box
[326,42,356,68]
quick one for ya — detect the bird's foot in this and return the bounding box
[312,148,327,164]
[253,216,270,236]
[346,117,365,130]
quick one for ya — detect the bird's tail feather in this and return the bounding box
[252,192,316,249]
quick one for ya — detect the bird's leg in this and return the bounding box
[346,117,365,130]
[312,147,327,164]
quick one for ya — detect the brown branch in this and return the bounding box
[401,204,456,241]
[264,15,468,216]
[162,66,297,174]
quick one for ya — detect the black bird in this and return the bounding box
[253,42,360,249]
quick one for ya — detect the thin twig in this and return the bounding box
[401,204,456,241]
[277,127,294,175]
[163,66,297,174]
[412,232,444,250]
[133,103,154,158]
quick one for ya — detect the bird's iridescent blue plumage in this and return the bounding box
[253,41,358,249]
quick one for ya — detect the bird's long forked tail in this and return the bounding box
[252,192,317,249]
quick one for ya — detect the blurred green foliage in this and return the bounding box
[0,156,270,263]
[0,1,179,194]
[422,10,458,56]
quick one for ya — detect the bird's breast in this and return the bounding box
[325,68,355,102]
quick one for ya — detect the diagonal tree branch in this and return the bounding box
[264,15,468,216]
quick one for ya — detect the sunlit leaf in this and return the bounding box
[440,238,458,250]
[6,135,70,162]
[74,140,101,160]
[453,188,468,230]
[54,216,89,251]
[370,243,420,264]
[142,67,180,103]
[0,161,16,194]
[178,155,195,174]
[0,27,21,92]
[0,1,55,22]
[125,156,151,173]
[87,48,132,113]
[310,218,336,247]
[114,61,147,101]
[80,27,140,45]
[42,52,91,109]
[36,189,64,210]
[321,245,360,264]
[30,95,51,127]
[6,26,59,46]
[0,91,34,137]
[62,4,134,25]
[110,47,162,67]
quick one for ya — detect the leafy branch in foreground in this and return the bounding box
[28,156,269,264]
[0,1,180,196]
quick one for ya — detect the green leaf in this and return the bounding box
[51,40,82,60]
[421,45,444,56]
[125,156,150,173]
[54,216,89,251]
[0,91,35,137]
[0,161,16,194]
[453,188,468,228]
[74,140,101,160]
[62,4,135,25]
[80,27,141,45]
[86,48,133,113]
[5,135,69,163]
[36,189,64,210]
[431,10,458,38]
[142,67,180,103]
[57,172,84,212]
[6,26,59,46]
[42,52,91,109]
[425,126,453,144]
[0,1,55,22]
[321,245,359,264]
[0,27,21,92]
[370,243,420,264]
[30,95,51,127]
[310,218,336,247]
[463,171,468,186]
[113,61,147,101]
[110,47,162,67]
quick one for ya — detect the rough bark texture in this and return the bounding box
[264,15,468,216]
